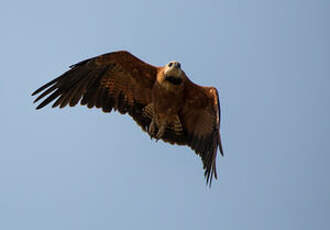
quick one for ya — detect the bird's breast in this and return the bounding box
[152,83,184,115]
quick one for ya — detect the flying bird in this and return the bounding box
[32,51,224,185]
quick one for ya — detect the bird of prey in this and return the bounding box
[32,50,224,185]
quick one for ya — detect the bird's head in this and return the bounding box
[160,61,184,86]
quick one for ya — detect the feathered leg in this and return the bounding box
[155,120,167,141]
[143,104,157,138]
[148,118,157,138]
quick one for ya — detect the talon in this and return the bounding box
[155,125,166,140]
[148,119,157,138]
[148,118,166,141]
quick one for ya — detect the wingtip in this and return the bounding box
[205,169,215,188]
[35,104,43,110]
[206,175,213,188]
[218,134,224,157]
[220,146,224,157]
[33,98,39,104]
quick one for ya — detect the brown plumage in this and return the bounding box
[32,50,224,185]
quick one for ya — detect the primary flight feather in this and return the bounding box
[32,50,224,185]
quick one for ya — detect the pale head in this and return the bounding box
[157,60,185,89]
[164,61,182,78]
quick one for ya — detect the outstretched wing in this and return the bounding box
[161,78,223,186]
[182,80,223,185]
[32,50,158,131]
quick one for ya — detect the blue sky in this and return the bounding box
[1,0,329,229]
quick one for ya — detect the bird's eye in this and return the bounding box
[177,63,181,68]
[169,63,173,67]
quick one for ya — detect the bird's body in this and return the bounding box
[32,50,223,185]
[149,62,186,139]
[151,83,184,137]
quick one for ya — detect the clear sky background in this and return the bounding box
[0,0,329,229]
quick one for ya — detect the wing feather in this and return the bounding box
[32,51,158,131]
[160,78,224,186]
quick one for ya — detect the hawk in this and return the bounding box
[32,51,224,185]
